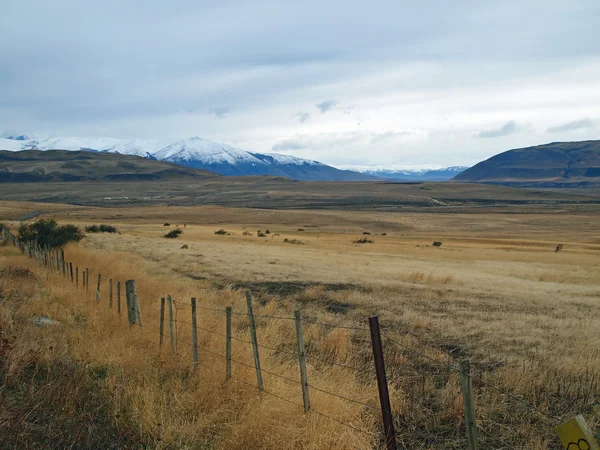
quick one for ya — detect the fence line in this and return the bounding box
[0,225,578,449]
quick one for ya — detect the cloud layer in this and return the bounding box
[1,0,600,166]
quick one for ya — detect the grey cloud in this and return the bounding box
[295,112,310,123]
[272,139,307,151]
[547,118,595,133]
[316,100,337,113]
[477,121,519,138]
[212,106,231,119]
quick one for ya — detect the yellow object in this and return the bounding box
[555,415,599,450]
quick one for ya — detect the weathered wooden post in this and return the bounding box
[117,281,121,315]
[460,360,479,450]
[294,310,310,412]
[246,290,264,391]
[191,298,198,371]
[226,306,232,381]
[125,280,139,325]
[85,268,89,293]
[167,295,175,352]
[109,279,113,308]
[76,267,79,287]
[69,262,74,282]
[369,316,397,450]
[159,297,166,347]
[96,274,102,303]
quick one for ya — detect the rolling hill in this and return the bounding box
[0,150,217,182]
[454,140,600,187]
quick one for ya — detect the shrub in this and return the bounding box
[85,224,118,233]
[18,219,84,248]
[214,229,229,235]
[353,237,373,244]
[284,238,304,244]
[164,223,170,226]
[297,228,305,232]
[432,241,443,247]
[257,231,266,237]
[164,229,183,239]
[381,232,387,236]
[362,232,371,235]
[555,244,563,253]
[243,231,253,236]
[265,229,271,234]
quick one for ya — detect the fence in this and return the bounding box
[0,225,590,449]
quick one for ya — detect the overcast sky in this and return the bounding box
[1,0,599,167]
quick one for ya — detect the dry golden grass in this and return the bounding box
[2,200,600,449]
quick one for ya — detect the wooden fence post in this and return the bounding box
[117,281,121,315]
[294,310,311,412]
[76,267,79,287]
[167,295,175,352]
[125,280,137,325]
[226,306,232,381]
[369,316,397,450]
[191,298,198,371]
[69,262,73,282]
[96,274,102,303]
[109,279,113,308]
[85,268,89,293]
[159,297,166,347]
[460,360,479,450]
[245,290,264,391]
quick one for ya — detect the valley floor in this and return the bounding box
[1,200,600,448]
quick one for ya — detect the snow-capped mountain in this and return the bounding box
[0,135,374,181]
[343,165,469,181]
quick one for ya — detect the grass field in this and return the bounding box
[1,198,600,449]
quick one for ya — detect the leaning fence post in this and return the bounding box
[191,298,199,371]
[109,279,113,308]
[69,262,73,282]
[226,306,232,381]
[294,310,311,412]
[96,274,102,303]
[460,360,479,450]
[76,266,79,287]
[85,268,89,293]
[246,290,264,391]
[159,297,166,347]
[369,316,397,450]
[167,295,175,352]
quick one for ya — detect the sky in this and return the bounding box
[1,0,600,167]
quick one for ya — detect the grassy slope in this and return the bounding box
[0,150,217,182]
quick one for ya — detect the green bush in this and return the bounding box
[18,219,84,248]
[164,229,183,239]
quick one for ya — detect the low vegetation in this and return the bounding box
[353,237,373,244]
[432,240,443,247]
[17,218,83,248]
[283,238,304,244]
[85,224,118,233]
[164,229,183,238]
[214,229,231,235]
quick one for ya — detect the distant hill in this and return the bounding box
[0,150,217,182]
[454,140,600,187]
[0,135,377,181]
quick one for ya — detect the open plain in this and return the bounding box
[1,184,600,449]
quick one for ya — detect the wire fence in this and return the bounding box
[0,226,583,449]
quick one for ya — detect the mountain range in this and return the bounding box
[0,135,470,181]
[344,166,468,181]
[0,135,378,181]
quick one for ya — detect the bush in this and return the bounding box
[164,229,183,239]
[214,229,230,235]
[432,241,442,247]
[353,237,373,244]
[257,230,266,237]
[85,224,118,233]
[18,219,84,248]
[297,228,305,232]
[362,232,371,235]
[243,231,253,236]
[555,244,563,253]
[284,238,304,244]
[164,223,170,226]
